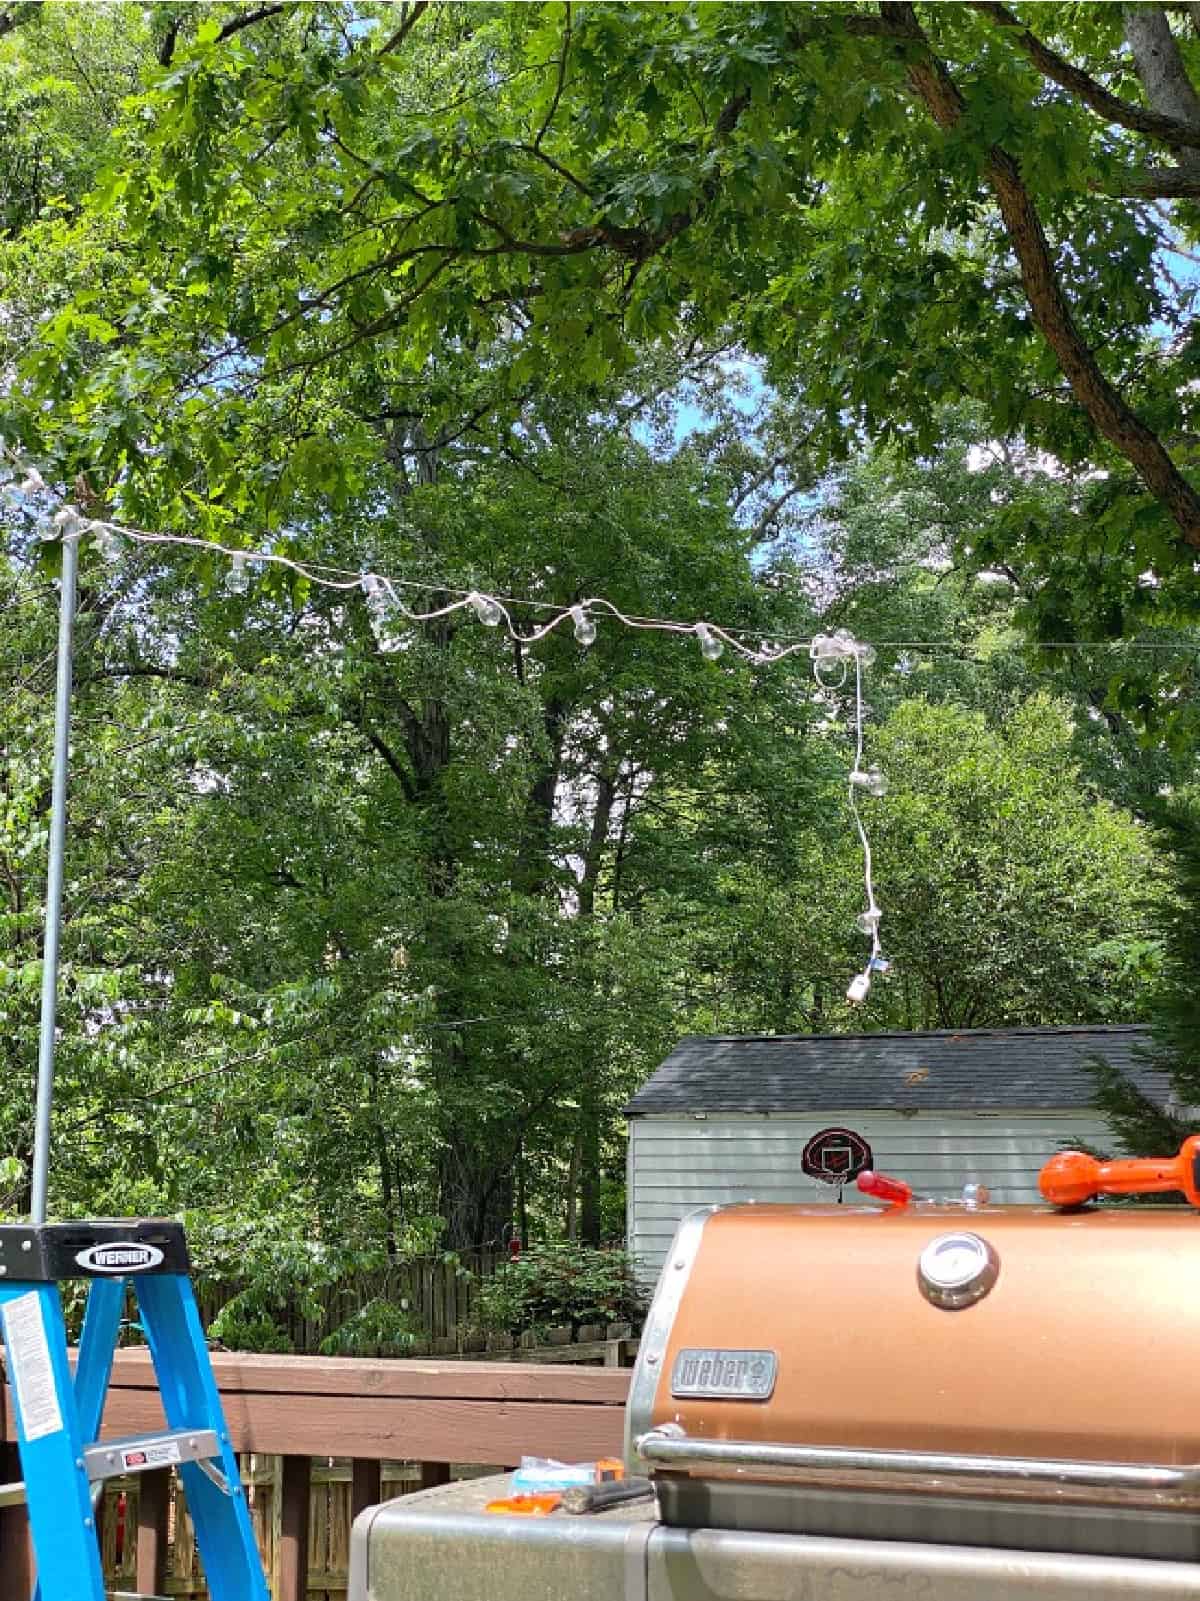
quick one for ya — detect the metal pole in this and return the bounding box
[30,532,79,1225]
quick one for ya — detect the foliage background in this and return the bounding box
[2,3,1199,1336]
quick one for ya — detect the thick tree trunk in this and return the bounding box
[1124,6,1200,137]
[438,1133,514,1249]
[579,1087,602,1246]
[879,2,1200,551]
[565,1129,581,1240]
[514,697,568,895]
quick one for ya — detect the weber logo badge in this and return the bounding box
[74,1242,164,1274]
[671,1348,777,1400]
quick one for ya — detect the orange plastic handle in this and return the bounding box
[484,1493,562,1516]
[1039,1137,1200,1208]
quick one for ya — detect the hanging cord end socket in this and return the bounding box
[846,970,872,1005]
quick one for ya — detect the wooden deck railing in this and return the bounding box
[0,1351,631,1599]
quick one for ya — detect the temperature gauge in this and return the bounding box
[917,1231,999,1310]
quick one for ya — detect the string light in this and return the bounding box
[469,590,503,626]
[851,765,887,798]
[570,604,597,647]
[695,622,724,662]
[226,553,250,595]
[1,443,892,1008]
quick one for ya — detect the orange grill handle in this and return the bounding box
[1039,1137,1200,1208]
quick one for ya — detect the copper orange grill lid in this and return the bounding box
[626,1197,1200,1531]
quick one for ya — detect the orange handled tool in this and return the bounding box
[1039,1137,1200,1208]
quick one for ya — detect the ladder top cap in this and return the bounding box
[0,1219,190,1281]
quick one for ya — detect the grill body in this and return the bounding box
[628,1202,1200,1474]
[349,1201,1200,1598]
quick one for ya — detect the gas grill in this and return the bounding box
[349,1193,1200,1600]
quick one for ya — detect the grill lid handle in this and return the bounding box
[635,1429,1200,1494]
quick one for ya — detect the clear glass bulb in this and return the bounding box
[851,765,887,798]
[227,554,250,595]
[571,605,597,646]
[832,628,857,657]
[695,623,723,661]
[856,908,881,936]
[94,526,124,562]
[856,641,877,669]
[469,591,502,626]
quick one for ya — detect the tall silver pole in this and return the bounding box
[30,532,79,1225]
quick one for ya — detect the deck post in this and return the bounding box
[351,1459,382,1519]
[416,1461,451,1491]
[277,1454,311,1601]
[135,1469,171,1594]
[0,1441,32,1596]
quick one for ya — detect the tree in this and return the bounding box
[1092,795,1200,1155]
[0,4,1190,1262]
[8,5,1200,583]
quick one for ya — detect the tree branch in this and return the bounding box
[880,1,1200,552]
[0,3,37,40]
[363,727,418,804]
[533,2,571,151]
[375,1,429,61]
[969,1,1200,152]
[158,15,181,67]
[1108,166,1200,196]
[1123,5,1200,136]
[216,4,285,46]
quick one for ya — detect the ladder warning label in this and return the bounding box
[1,1292,64,1442]
[121,1440,181,1471]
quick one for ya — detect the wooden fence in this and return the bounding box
[0,1349,632,1600]
[194,1248,505,1353]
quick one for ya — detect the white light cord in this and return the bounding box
[2,445,891,1004]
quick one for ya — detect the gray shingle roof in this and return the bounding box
[624,1025,1169,1116]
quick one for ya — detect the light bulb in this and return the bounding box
[846,970,871,1005]
[856,908,881,936]
[227,554,250,595]
[695,623,723,661]
[469,591,502,626]
[52,505,84,540]
[18,468,45,497]
[856,641,877,669]
[361,573,389,612]
[94,526,124,562]
[571,605,596,646]
[850,765,887,798]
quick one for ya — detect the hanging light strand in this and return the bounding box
[2,445,891,1004]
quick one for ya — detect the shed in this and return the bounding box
[624,1024,1168,1281]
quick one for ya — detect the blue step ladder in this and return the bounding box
[0,1219,269,1601]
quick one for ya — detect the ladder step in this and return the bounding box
[0,1428,226,1507]
[84,1428,220,1482]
